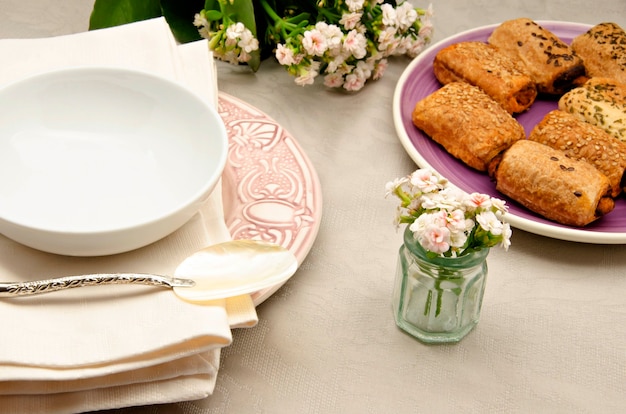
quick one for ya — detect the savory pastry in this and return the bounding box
[528,109,626,197]
[488,140,614,227]
[570,22,626,84]
[487,18,586,94]
[412,81,525,171]
[433,41,537,113]
[558,77,626,142]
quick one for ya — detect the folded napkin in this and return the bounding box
[0,18,257,414]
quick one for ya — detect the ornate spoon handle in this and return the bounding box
[0,273,195,297]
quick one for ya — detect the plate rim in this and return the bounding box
[218,92,323,304]
[392,20,626,245]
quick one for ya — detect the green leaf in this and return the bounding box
[204,0,220,11]
[160,0,205,43]
[205,10,223,21]
[89,0,162,30]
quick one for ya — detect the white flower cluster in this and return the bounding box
[378,2,433,57]
[275,1,434,91]
[386,169,512,257]
[194,12,259,65]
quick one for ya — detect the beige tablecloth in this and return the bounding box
[1,0,625,413]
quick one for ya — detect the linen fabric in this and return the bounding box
[0,17,257,414]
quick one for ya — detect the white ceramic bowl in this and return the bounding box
[0,67,228,256]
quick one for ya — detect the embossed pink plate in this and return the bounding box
[218,93,322,305]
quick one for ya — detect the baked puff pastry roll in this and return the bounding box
[528,109,626,197]
[433,41,537,113]
[571,22,626,84]
[558,77,626,142]
[488,18,586,94]
[489,140,615,227]
[412,81,525,171]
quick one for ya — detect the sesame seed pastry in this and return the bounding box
[411,81,525,171]
[487,18,586,94]
[488,140,615,227]
[433,41,537,114]
[558,77,626,142]
[570,22,626,84]
[528,109,626,198]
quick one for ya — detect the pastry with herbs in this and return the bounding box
[432,41,537,113]
[488,140,615,227]
[529,109,626,197]
[412,81,525,171]
[487,18,586,94]
[570,22,626,84]
[558,77,626,142]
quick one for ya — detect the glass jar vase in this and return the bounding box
[392,227,489,344]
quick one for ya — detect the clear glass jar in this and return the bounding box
[392,227,489,344]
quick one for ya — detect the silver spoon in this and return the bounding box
[0,240,298,303]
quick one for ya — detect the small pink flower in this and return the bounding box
[342,30,367,59]
[421,224,451,255]
[238,50,251,62]
[343,72,366,91]
[372,59,388,80]
[381,3,397,26]
[446,209,467,231]
[317,22,343,49]
[419,21,434,39]
[500,223,512,250]
[295,65,319,86]
[302,29,327,56]
[377,27,399,55]
[476,211,503,235]
[276,44,296,66]
[324,72,344,88]
[345,0,365,12]
[339,12,362,30]
[409,169,440,192]
[395,2,418,30]
[490,197,508,214]
[466,193,492,209]
[406,37,426,58]
[431,210,448,228]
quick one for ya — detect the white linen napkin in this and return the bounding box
[0,18,257,414]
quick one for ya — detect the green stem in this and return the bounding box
[258,0,281,23]
[435,278,443,316]
[257,0,306,41]
[316,6,340,22]
[429,268,463,317]
[424,290,433,316]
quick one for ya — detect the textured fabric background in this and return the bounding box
[1,0,625,413]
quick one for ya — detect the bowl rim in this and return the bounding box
[0,65,228,238]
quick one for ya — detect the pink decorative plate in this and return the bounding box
[218,93,322,304]
[393,21,626,244]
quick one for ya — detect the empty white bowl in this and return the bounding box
[0,67,228,256]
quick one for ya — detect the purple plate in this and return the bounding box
[393,21,626,244]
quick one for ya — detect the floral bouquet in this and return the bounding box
[386,168,512,258]
[388,169,512,342]
[89,0,433,91]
